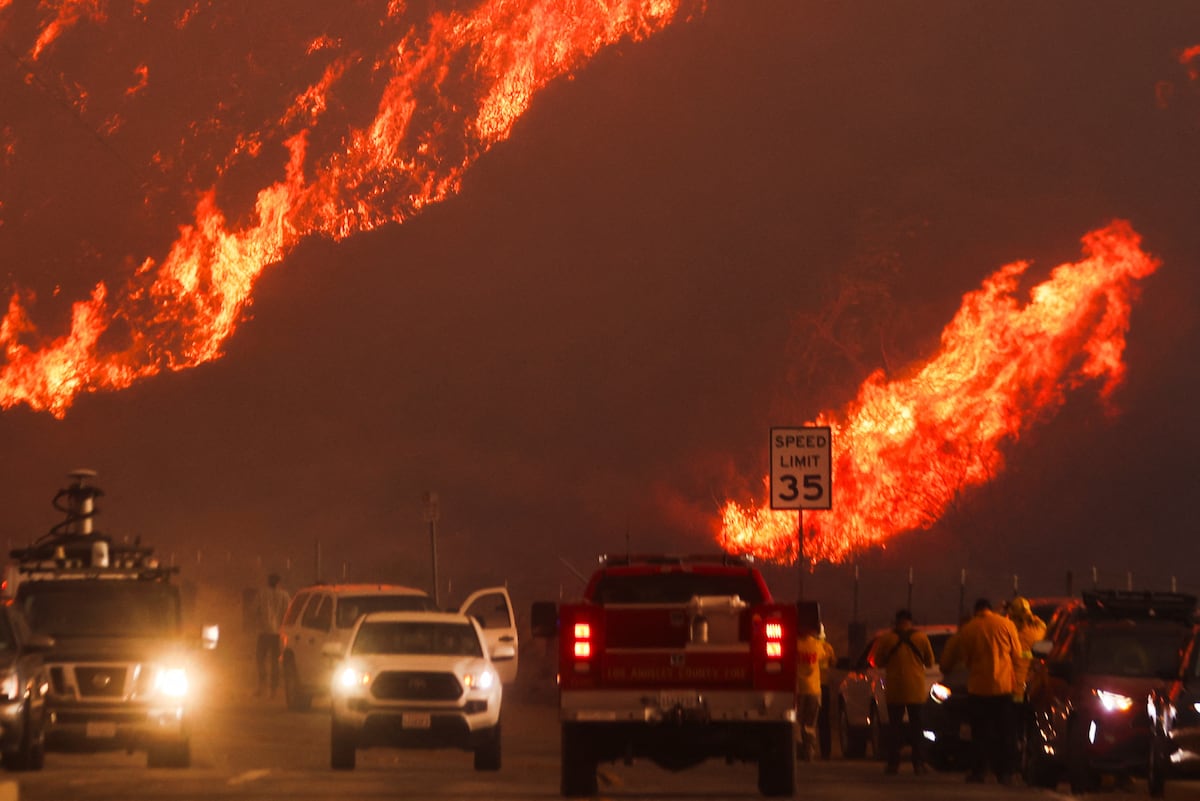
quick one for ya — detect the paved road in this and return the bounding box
[10,649,1200,800]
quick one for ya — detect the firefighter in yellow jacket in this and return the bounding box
[795,622,834,760]
[1006,596,1047,701]
[940,597,1022,784]
[868,609,935,774]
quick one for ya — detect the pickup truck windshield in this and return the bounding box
[19,581,182,638]
[592,572,764,605]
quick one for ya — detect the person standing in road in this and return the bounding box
[795,621,829,761]
[1006,596,1047,703]
[869,609,935,775]
[940,597,1022,784]
[252,573,291,698]
[816,624,837,760]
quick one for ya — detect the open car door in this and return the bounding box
[459,586,519,684]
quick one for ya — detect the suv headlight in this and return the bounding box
[154,667,189,699]
[463,668,496,691]
[1094,689,1133,713]
[929,682,951,703]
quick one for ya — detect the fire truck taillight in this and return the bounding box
[764,621,784,659]
[571,622,592,671]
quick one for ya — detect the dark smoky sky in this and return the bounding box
[2,1,1198,639]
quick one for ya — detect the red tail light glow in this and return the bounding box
[570,620,593,669]
[764,620,783,660]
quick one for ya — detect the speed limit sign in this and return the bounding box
[770,426,832,510]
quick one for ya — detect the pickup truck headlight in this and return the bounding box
[333,665,371,695]
[154,667,189,699]
[463,668,496,691]
[929,682,951,704]
[1094,689,1134,713]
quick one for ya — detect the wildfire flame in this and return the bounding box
[0,0,690,418]
[719,220,1159,565]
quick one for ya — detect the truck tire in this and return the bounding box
[756,722,795,797]
[330,719,356,770]
[560,723,597,797]
[838,701,867,758]
[283,658,312,712]
[2,707,44,772]
[473,723,501,771]
[146,738,190,768]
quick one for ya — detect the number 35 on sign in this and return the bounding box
[770,426,832,510]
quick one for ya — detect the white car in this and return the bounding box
[327,610,514,771]
[280,583,519,711]
[836,624,967,766]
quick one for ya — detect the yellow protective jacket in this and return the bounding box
[940,609,1022,697]
[1011,614,1047,696]
[796,635,833,695]
[869,627,934,705]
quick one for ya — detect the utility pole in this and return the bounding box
[422,491,440,607]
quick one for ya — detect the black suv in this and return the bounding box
[0,604,54,771]
[1147,622,1200,797]
[1023,590,1195,794]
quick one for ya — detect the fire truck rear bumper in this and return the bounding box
[46,703,188,750]
[561,689,797,724]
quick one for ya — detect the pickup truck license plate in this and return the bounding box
[658,691,701,709]
[402,713,432,729]
[86,721,118,739]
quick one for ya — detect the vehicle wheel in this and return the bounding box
[561,723,597,797]
[1021,723,1057,789]
[330,719,356,770]
[474,723,501,771]
[283,658,312,712]
[146,738,191,768]
[756,722,795,797]
[2,706,44,772]
[838,701,867,758]
[867,703,884,761]
[1066,720,1097,795]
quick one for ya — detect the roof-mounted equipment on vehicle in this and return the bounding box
[1081,590,1197,622]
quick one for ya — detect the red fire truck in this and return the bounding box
[533,554,798,797]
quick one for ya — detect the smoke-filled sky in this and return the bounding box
[2,1,1198,632]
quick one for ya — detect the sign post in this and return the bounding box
[770,426,832,600]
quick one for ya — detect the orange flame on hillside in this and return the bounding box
[0,0,689,418]
[718,221,1159,565]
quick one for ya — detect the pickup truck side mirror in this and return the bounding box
[530,601,558,639]
[491,643,517,662]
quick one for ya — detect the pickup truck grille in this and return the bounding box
[372,671,461,701]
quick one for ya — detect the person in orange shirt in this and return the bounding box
[940,597,1022,785]
[795,622,828,761]
[869,609,935,774]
